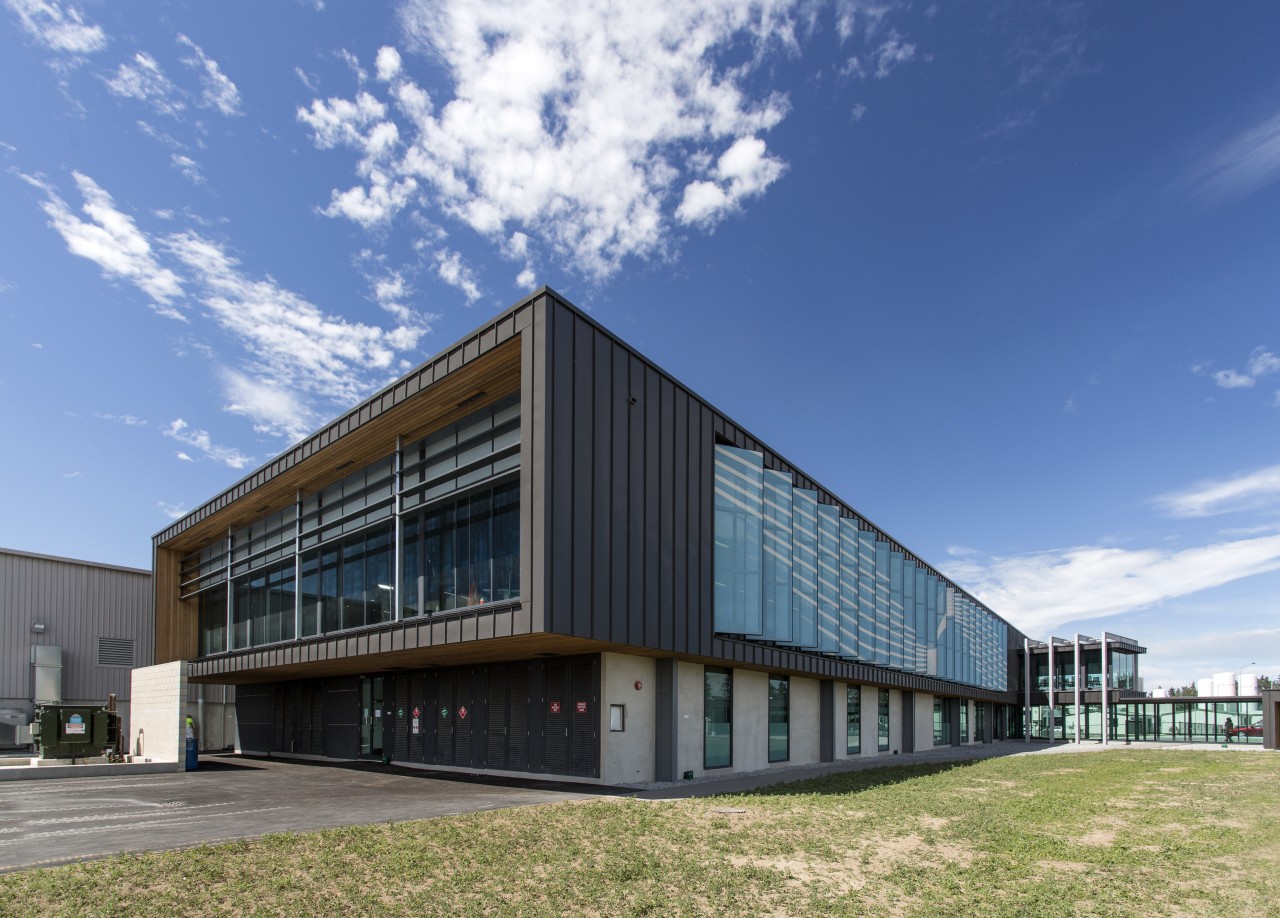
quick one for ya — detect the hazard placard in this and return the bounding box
[440,706,449,718]
[412,707,420,719]
[458,706,468,720]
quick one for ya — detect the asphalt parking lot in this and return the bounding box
[0,755,601,873]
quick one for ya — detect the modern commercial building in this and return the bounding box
[153,289,1167,783]
[1,547,152,748]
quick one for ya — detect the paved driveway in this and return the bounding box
[0,755,599,873]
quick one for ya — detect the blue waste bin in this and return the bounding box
[185,736,198,770]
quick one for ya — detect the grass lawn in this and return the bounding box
[2,749,1278,916]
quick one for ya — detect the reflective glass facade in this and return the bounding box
[713,446,1009,691]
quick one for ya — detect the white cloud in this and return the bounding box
[158,500,188,518]
[1185,109,1280,204]
[337,48,367,83]
[27,170,431,442]
[1213,368,1255,389]
[5,0,106,55]
[1155,464,1280,519]
[323,169,417,227]
[945,534,1280,636]
[299,0,804,279]
[175,452,193,462]
[163,418,253,469]
[434,249,481,303]
[294,66,319,92]
[1200,346,1280,393]
[94,412,147,426]
[375,45,402,82]
[676,136,785,227]
[177,34,242,116]
[171,154,205,185]
[165,230,427,410]
[851,102,867,122]
[220,368,314,442]
[26,171,185,315]
[1247,347,1280,378]
[105,52,185,117]
[516,266,536,289]
[872,33,915,78]
[62,470,82,479]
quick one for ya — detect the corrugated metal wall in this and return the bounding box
[0,549,153,703]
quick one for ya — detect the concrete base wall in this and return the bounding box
[915,692,935,753]
[790,677,820,765]
[129,661,188,766]
[599,653,656,784]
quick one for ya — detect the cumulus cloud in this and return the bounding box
[25,170,185,315]
[375,45,401,82]
[1213,368,1255,389]
[163,418,253,469]
[299,0,803,279]
[1155,464,1280,519]
[676,135,785,227]
[105,52,185,117]
[1200,346,1280,393]
[5,0,106,55]
[177,34,242,116]
[158,500,188,519]
[945,534,1280,636]
[433,249,481,303]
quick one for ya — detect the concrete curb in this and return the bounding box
[0,761,183,782]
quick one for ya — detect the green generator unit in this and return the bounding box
[32,703,121,761]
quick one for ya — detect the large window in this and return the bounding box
[878,689,890,752]
[705,667,732,768]
[197,585,227,657]
[934,698,950,746]
[231,558,296,650]
[847,685,861,755]
[401,480,520,616]
[768,676,789,763]
[975,702,985,743]
[960,701,969,743]
[297,523,394,638]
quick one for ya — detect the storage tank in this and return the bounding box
[1195,678,1214,698]
[1212,672,1237,697]
[1237,673,1259,696]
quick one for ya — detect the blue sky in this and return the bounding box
[2,0,1278,688]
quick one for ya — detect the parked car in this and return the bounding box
[1226,719,1263,739]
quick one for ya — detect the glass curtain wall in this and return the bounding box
[185,394,520,657]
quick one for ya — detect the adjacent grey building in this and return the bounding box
[0,547,153,747]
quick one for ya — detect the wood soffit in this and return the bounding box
[161,335,522,557]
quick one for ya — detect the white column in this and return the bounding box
[1073,634,1082,743]
[1023,638,1032,744]
[1101,632,1110,746]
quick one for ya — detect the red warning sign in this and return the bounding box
[550,701,561,714]
[412,707,420,719]
[576,701,588,714]
[458,706,468,720]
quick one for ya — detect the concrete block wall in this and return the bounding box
[129,661,188,765]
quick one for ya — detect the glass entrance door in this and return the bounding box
[360,676,384,756]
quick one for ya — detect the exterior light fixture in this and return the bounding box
[31,622,46,633]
